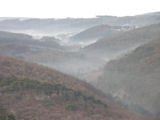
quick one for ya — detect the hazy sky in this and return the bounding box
[0,0,160,18]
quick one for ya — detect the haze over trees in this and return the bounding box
[0,12,160,120]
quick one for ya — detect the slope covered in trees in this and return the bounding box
[93,38,160,118]
[0,55,147,120]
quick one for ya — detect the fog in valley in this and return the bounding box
[0,11,160,120]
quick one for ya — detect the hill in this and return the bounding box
[92,38,160,118]
[0,55,148,120]
[0,31,64,51]
[70,24,129,41]
[82,23,160,59]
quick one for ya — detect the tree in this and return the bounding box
[8,114,16,120]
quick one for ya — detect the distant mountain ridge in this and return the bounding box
[0,11,160,33]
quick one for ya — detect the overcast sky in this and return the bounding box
[0,0,160,18]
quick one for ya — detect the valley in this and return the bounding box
[0,12,160,120]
